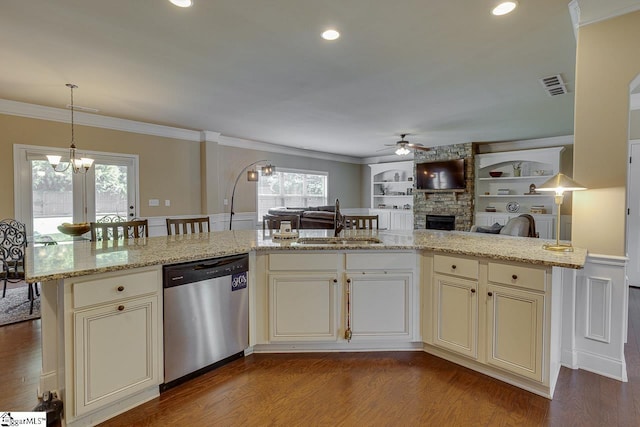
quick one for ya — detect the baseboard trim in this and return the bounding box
[575,350,628,382]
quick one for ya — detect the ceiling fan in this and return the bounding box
[381,134,430,156]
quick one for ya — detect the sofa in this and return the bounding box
[471,214,538,238]
[266,206,336,229]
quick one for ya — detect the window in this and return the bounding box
[257,168,328,220]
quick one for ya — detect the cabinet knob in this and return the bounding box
[117,305,125,311]
[117,285,125,292]
[451,265,457,270]
[512,274,518,280]
[333,278,338,283]
[488,292,493,297]
[347,278,351,284]
[470,288,476,294]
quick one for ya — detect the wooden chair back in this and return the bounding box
[90,219,149,241]
[345,215,379,230]
[166,217,211,235]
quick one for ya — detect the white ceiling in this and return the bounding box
[0,0,628,158]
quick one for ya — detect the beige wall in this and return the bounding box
[573,11,640,255]
[1,114,364,222]
[0,114,201,219]
[212,145,363,214]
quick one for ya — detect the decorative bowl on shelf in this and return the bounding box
[489,171,503,177]
[57,222,91,236]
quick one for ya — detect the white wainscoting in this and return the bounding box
[561,254,629,381]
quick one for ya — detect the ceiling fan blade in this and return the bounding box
[408,143,430,151]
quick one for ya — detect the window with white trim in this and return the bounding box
[257,168,328,220]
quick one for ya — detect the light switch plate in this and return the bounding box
[148,199,159,207]
[165,200,170,207]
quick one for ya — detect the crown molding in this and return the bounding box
[0,98,202,141]
[217,135,363,164]
[0,98,364,163]
[477,135,574,153]
[573,0,640,28]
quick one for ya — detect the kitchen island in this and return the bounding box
[26,229,586,426]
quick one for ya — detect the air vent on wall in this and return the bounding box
[539,74,568,96]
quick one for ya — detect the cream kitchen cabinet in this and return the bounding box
[432,254,479,359]
[67,267,161,422]
[485,262,546,382]
[262,251,418,345]
[345,252,417,342]
[266,252,340,342]
[268,272,339,341]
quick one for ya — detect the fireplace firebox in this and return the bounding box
[425,215,455,231]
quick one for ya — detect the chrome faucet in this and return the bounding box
[334,198,345,237]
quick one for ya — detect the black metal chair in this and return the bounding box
[0,219,39,314]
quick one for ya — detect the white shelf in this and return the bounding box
[478,195,551,198]
[373,180,413,185]
[478,176,551,181]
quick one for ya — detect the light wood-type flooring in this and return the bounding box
[3,289,640,426]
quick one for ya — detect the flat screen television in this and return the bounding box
[416,159,466,191]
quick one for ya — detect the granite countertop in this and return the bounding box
[25,229,587,282]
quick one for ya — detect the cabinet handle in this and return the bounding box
[347,278,351,284]
[451,265,457,270]
[512,274,518,280]
[117,305,125,311]
[470,288,476,294]
[117,285,125,292]
[487,292,493,297]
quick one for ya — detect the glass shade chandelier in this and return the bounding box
[47,83,94,174]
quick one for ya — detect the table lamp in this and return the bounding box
[536,173,586,252]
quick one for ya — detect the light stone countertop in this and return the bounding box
[25,229,587,282]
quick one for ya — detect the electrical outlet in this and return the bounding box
[223,199,228,205]
[165,200,170,207]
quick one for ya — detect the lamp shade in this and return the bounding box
[536,173,586,193]
[247,170,259,181]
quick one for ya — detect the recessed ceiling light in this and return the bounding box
[492,1,517,16]
[321,29,340,41]
[169,0,193,7]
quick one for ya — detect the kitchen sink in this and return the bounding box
[293,237,383,246]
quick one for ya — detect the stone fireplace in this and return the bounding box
[414,143,475,231]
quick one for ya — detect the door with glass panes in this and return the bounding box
[17,146,138,238]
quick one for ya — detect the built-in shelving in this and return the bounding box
[369,161,414,230]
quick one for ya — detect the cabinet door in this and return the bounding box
[390,211,414,230]
[74,295,158,416]
[348,272,412,340]
[370,209,391,230]
[269,273,338,341]
[433,275,478,359]
[534,216,554,239]
[486,284,544,382]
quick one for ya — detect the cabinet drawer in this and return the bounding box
[434,254,478,280]
[488,262,546,292]
[73,269,159,309]
[269,253,338,271]
[346,252,415,271]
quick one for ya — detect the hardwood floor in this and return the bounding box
[3,290,640,425]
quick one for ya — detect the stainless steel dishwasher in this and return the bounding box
[161,253,249,391]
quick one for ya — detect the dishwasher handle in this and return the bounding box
[163,254,249,288]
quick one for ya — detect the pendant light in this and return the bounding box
[47,83,94,174]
